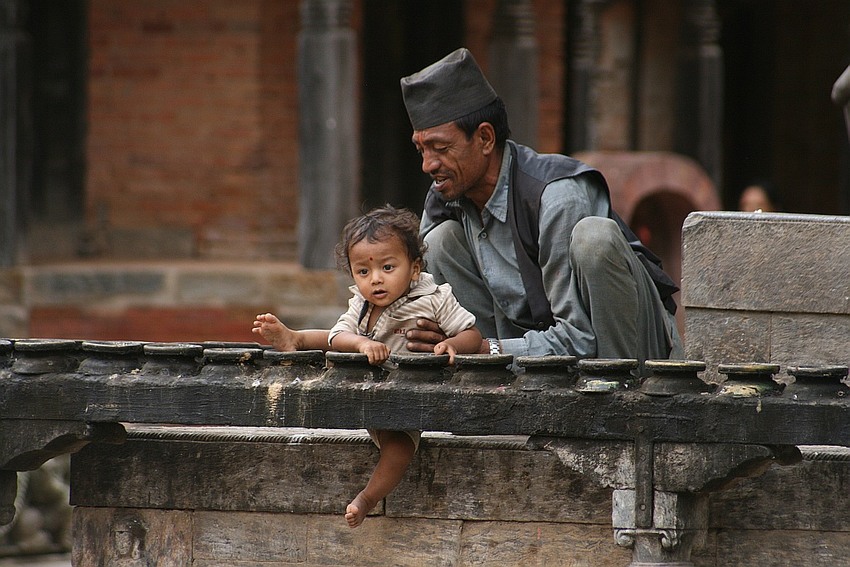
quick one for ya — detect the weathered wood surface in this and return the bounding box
[709,456,850,531]
[68,431,850,567]
[3,364,850,448]
[70,430,381,517]
[73,508,629,567]
[71,427,611,524]
[692,529,850,567]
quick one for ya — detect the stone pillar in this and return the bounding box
[489,0,538,147]
[568,0,607,151]
[297,0,359,269]
[676,0,723,189]
[0,1,31,267]
[540,436,796,566]
[613,489,708,567]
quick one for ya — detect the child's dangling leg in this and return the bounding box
[345,430,416,528]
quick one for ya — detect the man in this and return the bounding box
[402,47,683,364]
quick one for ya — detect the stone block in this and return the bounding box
[28,269,166,305]
[682,212,850,315]
[771,313,850,368]
[267,269,348,308]
[176,272,263,305]
[684,307,771,382]
[684,309,850,383]
[72,507,192,566]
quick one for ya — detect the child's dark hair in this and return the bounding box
[334,205,428,273]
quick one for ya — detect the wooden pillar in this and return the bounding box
[297,0,359,269]
[677,0,723,189]
[489,0,539,147]
[568,0,607,152]
[0,1,31,267]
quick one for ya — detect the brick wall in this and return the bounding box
[83,1,563,264]
[86,1,300,261]
[15,262,349,343]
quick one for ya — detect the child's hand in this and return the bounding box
[252,313,299,351]
[433,342,458,365]
[359,340,390,366]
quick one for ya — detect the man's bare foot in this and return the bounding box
[344,492,374,528]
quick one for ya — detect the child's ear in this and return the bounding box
[412,259,422,279]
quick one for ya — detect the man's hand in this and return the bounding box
[405,319,448,353]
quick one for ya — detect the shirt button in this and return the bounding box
[480,232,488,239]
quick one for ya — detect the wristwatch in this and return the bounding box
[487,338,501,355]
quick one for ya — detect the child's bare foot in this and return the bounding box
[252,313,298,351]
[344,492,374,528]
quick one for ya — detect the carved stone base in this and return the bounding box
[614,489,707,566]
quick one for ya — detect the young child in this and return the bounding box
[252,205,482,528]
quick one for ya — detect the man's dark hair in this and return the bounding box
[454,97,511,147]
[334,205,428,273]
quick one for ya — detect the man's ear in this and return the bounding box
[477,122,496,154]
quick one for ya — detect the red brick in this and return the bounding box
[30,306,261,344]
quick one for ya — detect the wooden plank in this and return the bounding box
[193,511,308,563]
[70,437,382,518]
[6,369,850,446]
[708,529,850,566]
[457,521,630,566]
[709,458,850,531]
[70,431,611,524]
[391,443,612,523]
[193,511,463,566]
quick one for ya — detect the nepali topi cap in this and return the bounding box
[400,47,498,131]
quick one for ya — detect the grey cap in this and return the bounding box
[400,48,497,131]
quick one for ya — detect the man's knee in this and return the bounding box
[570,216,623,269]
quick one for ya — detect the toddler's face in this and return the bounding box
[348,235,421,308]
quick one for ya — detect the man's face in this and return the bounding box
[411,122,490,202]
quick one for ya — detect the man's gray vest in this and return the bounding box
[424,140,678,331]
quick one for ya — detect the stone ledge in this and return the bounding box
[682,211,850,315]
[16,261,349,309]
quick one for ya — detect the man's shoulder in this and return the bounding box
[510,140,595,179]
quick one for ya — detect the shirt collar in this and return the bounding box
[484,146,512,223]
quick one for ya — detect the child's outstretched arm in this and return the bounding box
[433,326,484,364]
[252,313,330,352]
[330,331,390,366]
